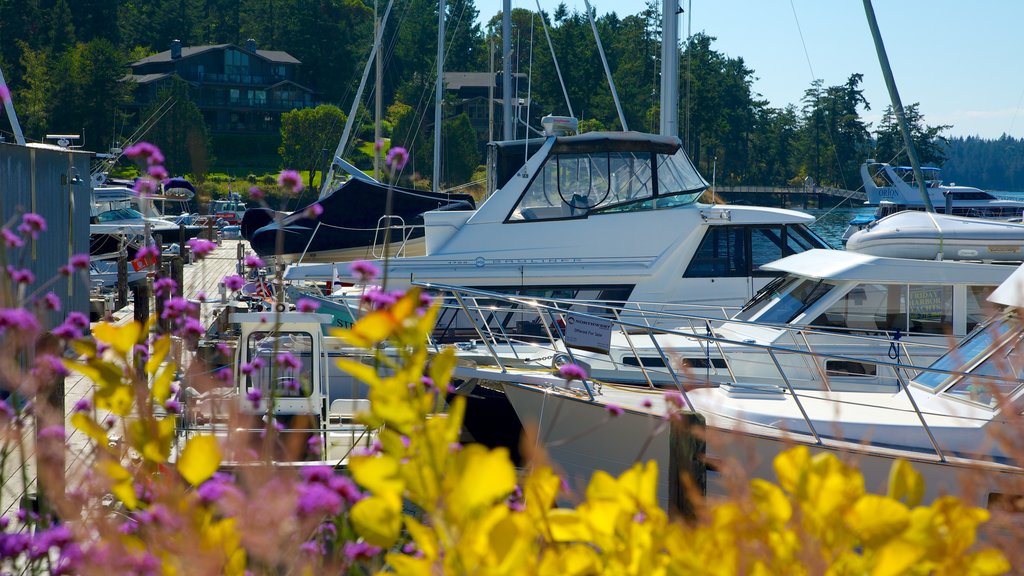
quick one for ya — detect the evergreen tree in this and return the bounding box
[14,42,54,140]
[873,103,950,167]
[142,76,208,175]
[279,104,346,188]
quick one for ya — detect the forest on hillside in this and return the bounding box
[1,0,1021,191]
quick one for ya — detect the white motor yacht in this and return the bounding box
[450,266,1024,508]
[286,130,832,315]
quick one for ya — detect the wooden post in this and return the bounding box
[116,249,128,309]
[171,256,184,296]
[668,412,706,520]
[133,281,150,325]
[236,241,245,275]
[178,223,188,261]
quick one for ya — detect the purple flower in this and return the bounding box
[73,398,91,413]
[179,317,203,338]
[240,357,265,376]
[164,399,181,414]
[605,404,624,417]
[307,435,322,457]
[248,186,265,201]
[135,244,160,261]
[276,352,302,371]
[187,238,216,258]
[1,229,22,248]
[197,474,240,504]
[386,147,409,172]
[301,466,333,484]
[69,253,90,270]
[67,311,89,328]
[215,368,233,383]
[641,398,653,409]
[665,390,687,410]
[244,255,265,268]
[343,540,383,562]
[0,84,9,104]
[35,354,69,378]
[245,388,262,409]
[296,482,342,516]
[223,274,244,291]
[148,165,168,181]
[277,169,304,193]
[296,298,320,313]
[350,260,380,282]
[124,142,164,167]
[0,308,39,334]
[360,288,398,309]
[42,292,61,311]
[329,475,364,504]
[303,203,324,219]
[374,139,385,155]
[557,363,588,382]
[7,266,34,284]
[21,213,46,236]
[153,277,177,297]
[38,425,65,441]
[161,297,190,320]
[133,177,158,197]
[52,323,82,340]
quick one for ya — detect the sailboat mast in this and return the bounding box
[374,1,383,180]
[432,0,445,193]
[502,0,513,140]
[862,0,935,213]
[659,0,679,138]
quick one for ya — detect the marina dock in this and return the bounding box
[1,240,246,517]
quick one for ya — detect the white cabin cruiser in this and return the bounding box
[454,273,1024,508]
[842,160,1024,242]
[286,131,832,314]
[442,249,1013,391]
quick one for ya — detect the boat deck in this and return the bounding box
[1,239,247,517]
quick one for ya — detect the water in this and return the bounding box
[801,204,876,248]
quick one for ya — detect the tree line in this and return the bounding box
[1,0,1018,191]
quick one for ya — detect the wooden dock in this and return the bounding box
[713,185,865,208]
[1,239,249,517]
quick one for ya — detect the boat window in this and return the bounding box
[245,332,314,398]
[825,360,877,377]
[734,276,800,321]
[916,319,1013,391]
[755,280,834,325]
[508,148,704,221]
[750,227,785,274]
[809,283,907,332]
[908,285,952,335]
[787,224,831,251]
[943,329,1024,407]
[683,226,748,278]
[96,208,145,222]
[966,286,997,333]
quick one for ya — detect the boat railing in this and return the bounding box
[371,215,420,259]
[419,283,1019,462]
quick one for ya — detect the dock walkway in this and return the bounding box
[0,239,248,517]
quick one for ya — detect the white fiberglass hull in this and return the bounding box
[497,376,1022,509]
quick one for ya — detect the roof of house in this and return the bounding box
[131,73,173,84]
[131,44,300,66]
[443,72,526,90]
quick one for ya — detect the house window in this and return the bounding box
[230,89,240,103]
[255,90,267,105]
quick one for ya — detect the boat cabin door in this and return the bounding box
[233,313,333,420]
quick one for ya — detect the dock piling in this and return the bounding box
[668,412,706,520]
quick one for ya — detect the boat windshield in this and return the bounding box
[507,148,705,221]
[97,208,145,222]
[733,276,800,321]
[245,331,315,398]
[736,279,834,325]
[915,317,1022,405]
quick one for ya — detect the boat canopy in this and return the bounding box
[506,131,708,222]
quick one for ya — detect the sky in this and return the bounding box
[473,0,1024,139]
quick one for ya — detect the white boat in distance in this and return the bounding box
[286,130,832,313]
[846,211,1024,262]
[843,160,1024,242]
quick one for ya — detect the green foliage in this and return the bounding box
[141,76,209,176]
[874,103,951,167]
[279,104,346,187]
[442,113,481,186]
